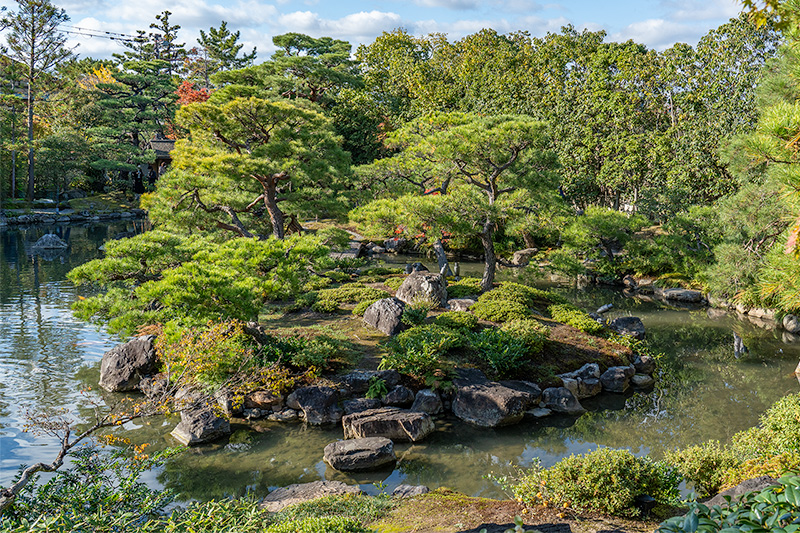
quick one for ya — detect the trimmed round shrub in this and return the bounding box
[311,299,340,313]
[547,303,604,334]
[512,447,681,517]
[501,319,549,354]
[731,392,800,459]
[383,276,405,290]
[352,299,381,317]
[447,277,482,299]
[302,277,333,292]
[392,324,466,356]
[481,282,567,308]
[434,311,479,332]
[471,298,530,323]
[665,440,742,498]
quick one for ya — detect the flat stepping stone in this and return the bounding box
[323,437,395,472]
[342,407,434,442]
[260,480,362,512]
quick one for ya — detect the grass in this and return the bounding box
[67,192,140,212]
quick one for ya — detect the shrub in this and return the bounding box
[266,516,368,533]
[382,324,465,378]
[269,493,393,532]
[325,270,353,283]
[317,284,389,304]
[434,311,479,332]
[302,276,333,291]
[384,276,405,290]
[468,328,528,378]
[402,302,432,326]
[659,475,800,533]
[501,319,549,355]
[480,282,566,308]
[365,377,388,399]
[361,267,405,276]
[447,277,482,298]
[511,448,681,518]
[352,299,381,316]
[547,303,604,334]
[665,441,742,499]
[471,298,530,323]
[311,299,340,313]
[720,452,800,491]
[731,393,800,460]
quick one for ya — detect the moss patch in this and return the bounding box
[67,192,139,212]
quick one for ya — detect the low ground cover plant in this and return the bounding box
[547,303,605,334]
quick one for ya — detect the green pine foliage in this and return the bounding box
[68,232,330,335]
[547,304,605,334]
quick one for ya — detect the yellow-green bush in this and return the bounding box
[434,311,479,332]
[547,303,604,334]
[471,298,530,323]
[447,277,482,298]
[501,319,549,355]
[665,441,741,498]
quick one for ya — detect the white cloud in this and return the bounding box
[612,18,702,49]
[413,0,480,9]
[276,10,404,41]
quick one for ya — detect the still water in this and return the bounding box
[1,224,798,501]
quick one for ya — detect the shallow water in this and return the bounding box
[1,235,798,501]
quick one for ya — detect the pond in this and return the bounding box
[1,225,798,501]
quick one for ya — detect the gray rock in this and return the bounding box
[631,374,655,388]
[343,398,383,415]
[242,408,264,419]
[171,406,231,446]
[395,272,448,308]
[286,386,343,425]
[382,385,415,407]
[784,314,800,334]
[453,367,489,387]
[99,335,157,392]
[511,248,538,266]
[139,373,170,400]
[383,238,410,253]
[748,308,775,320]
[609,316,646,340]
[363,298,406,336]
[600,365,635,393]
[244,390,283,411]
[267,409,299,422]
[783,331,800,344]
[404,262,429,274]
[560,363,601,381]
[410,389,443,415]
[342,407,435,442]
[448,298,476,311]
[557,364,602,399]
[32,234,68,249]
[708,295,732,309]
[260,481,362,512]
[560,377,579,398]
[662,288,705,303]
[596,303,614,314]
[499,381,542,404]
[323,437,396,472]
[622,275,637,289]
[633,355,656,375]
[541,387,586,415]
[577,378,602,398]
[527,407,552,418]
[452,382,535,427]
[706,476,778,507]
[392,484,430,498]
[371,246,386,254]
[340,369,402,394]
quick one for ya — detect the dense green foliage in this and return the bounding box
[68,231,329,334]
[659,475,800,533]
[547,304,605,334]
[510,447,681,517]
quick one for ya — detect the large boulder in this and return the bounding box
[631,374,655,388]
[342,407,435,442]
[382,385,415,407]
[363,298,406,336]
[608,316,645,340]
[410,389,443,415]
[395,272,448,308]
[541,387,586,415]
[286,386,343,425]
[340,369,401,394]
[99,335,158,392]
[600,365,636,393]
[323,437,396,472]
[452,382,535,427]
[661,288,705,304]
[260,481,362,512]
[171,406,231,446]
[343,398,383,415]
[244,390,283,412]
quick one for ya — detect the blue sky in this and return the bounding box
[55,0,743,60]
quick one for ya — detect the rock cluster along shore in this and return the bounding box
[0,209,146,226]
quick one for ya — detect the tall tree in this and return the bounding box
[2,0,72,202]
[149,10,185,77]
[192,20,255,85]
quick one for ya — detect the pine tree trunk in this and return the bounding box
[480,220,496,293]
